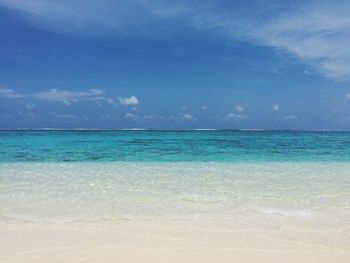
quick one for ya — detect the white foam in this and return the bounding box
[180,193,227,203]
[253,207,313,218]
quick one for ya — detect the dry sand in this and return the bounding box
[1,219,349,263]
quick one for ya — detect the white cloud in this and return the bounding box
[229,1,350,80]
[272,104,280,111]
[0,87,24,98]
[0,87,14,94]
[2,1,350,79]
[143,114,157,121]
[283,115,298,120]
[235,105,244,112]
[187,1,350,80]
[49,112,78,120]
[107,98,114,104]
[25,103,36,111]
[1,87,113,105]
[202,106,207,110]
[0,0,190,37]
[225,113,247,121]
[89,89,104,95]
[118,96,139,106]
[143,114,197,122]
[189,1,350,80]
[125,112,137,120]
[177,1,350,80]
[345,93,350,100]
[101,114,113,120]
[183,113,194,120]
[34,88,105,104]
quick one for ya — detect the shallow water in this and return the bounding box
[1,162,349,225]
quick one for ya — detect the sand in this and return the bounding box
[1,220,349,263]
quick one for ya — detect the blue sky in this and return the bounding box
[1,0,350,129]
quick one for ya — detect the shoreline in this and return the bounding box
[1,162,349,262]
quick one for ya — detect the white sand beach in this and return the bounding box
[1,219,349,263]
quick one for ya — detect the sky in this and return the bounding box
[1,0,350,130]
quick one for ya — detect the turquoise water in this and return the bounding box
[1,130,350,162]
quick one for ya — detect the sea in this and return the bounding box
[0,130,349,248]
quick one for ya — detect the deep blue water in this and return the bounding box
[1,130,350,162]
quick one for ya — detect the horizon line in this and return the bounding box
[0,128,349,132]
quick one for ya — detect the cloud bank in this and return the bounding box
[0,87,138,106]
[0,87,25,98]
[33,89,105,105]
